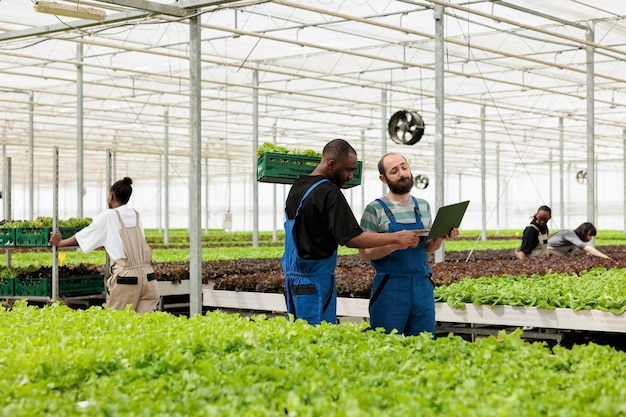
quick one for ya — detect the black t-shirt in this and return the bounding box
[285,175,363,260]
[518,221,549,254]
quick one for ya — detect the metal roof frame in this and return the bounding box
[0,0,625,214]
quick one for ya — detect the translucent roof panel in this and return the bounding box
[0,0,625,188]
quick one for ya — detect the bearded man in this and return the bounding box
[359,153,458,337]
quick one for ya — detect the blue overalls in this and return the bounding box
[369,197,435,337]
[282,179,337,325]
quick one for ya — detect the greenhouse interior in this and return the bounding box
[1,0,626,415]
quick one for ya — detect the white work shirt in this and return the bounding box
[75,204,145,260]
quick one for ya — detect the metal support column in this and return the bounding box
[434,4,445,262]
[381,89,387,196]
[480,106,487,241]
[189,12,203,316]
[252,70,259,247]
[361,130,365,211]
[546,150,551,212]
[559,117,564,230]
[272,122,278,242]
[164,107,170,244]
[28,92,34,220]
[51,147,59,300]
[106,149,113,279]
[4,157,10,268]
[204,156,209,236]
[586,24,596,225]
[496,143,500,236]
[77,42,84,218]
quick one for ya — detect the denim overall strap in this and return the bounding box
[282,179,338,324]
[368,197,435,337]
[282,178,330,273]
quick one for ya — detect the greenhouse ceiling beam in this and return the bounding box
[0,10,148,42]
[179,0,267,9]
[423,0,626,58]
[93,0,187,17]
[0,1,248,42]
[494,1,586,30]
[4,80,626,157]
[198,23,598,105]
[89,0,263,16]
[265,2,626,97]
[2,17,620,167]
[4,63,626,141]
[6,57,618,130]
[5,16,624,124]
[13,100,623,157]
[268,0,626,93]
[14,117,619,162]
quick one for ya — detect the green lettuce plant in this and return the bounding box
[1,301,626,416]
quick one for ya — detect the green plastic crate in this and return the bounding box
[256,152,362,188]
[15,227,52,247]
[0,278,14,296]
[14,277,49,297]
[59,226,84,239]
[0,228,15,247]
[14,274,105,297]
[60,274,105,297]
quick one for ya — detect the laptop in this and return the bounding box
[423,200,470,239]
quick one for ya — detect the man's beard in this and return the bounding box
[329,172,345,188]
[387,175,413,194]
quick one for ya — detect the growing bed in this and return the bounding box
[201,247,626,337]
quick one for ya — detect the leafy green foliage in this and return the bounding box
[0,266,15,278]
[0,263,102,279]
[0,217,92,228]
[14,263,103,278]
[1,302,626,416]
[434,246,626,285]
[3,246,291,268]
[458,229,626,247]
[434,268,626,313]
[144,229,286,246]
[255,142,321,157]
[4,227,626,313]
[211,249,626,313]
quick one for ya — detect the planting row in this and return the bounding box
[0,264,104,297]
[1,301,626,416]
[210,246,626,291]
[6,246,626,308]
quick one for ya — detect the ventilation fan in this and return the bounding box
[414,174,429,189]
[576,170,587,184]
[388,110,425,145]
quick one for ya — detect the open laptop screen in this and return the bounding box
[425,200,470,239]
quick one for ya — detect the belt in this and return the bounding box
[117,273,156,285]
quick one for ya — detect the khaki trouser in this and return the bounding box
[106,210,160,314]
[107,259,160,313]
